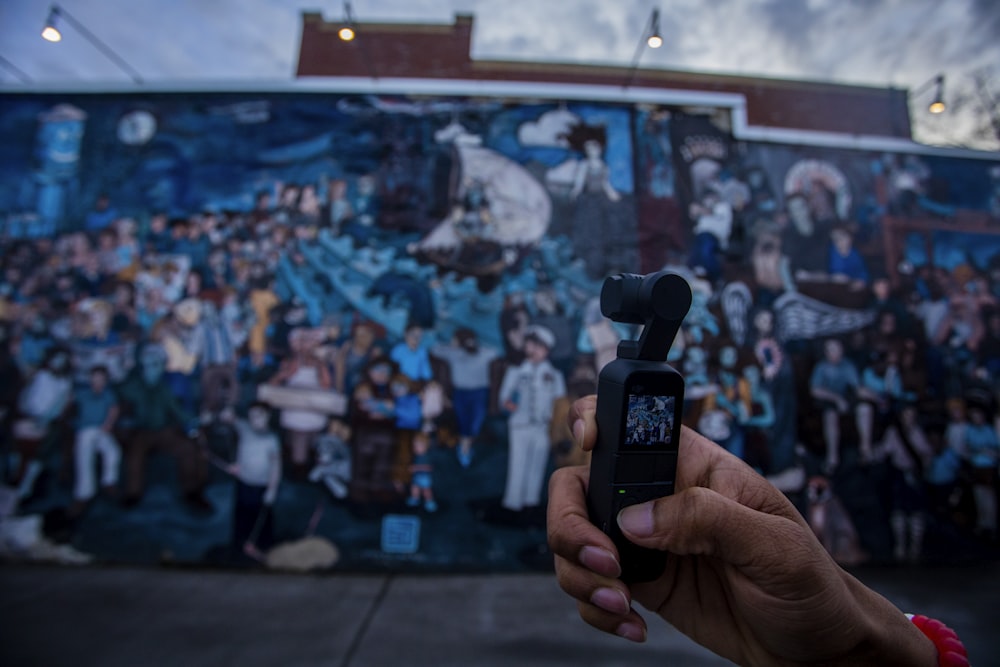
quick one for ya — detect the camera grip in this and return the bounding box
[588,270,689,584]
[587,363,681,584]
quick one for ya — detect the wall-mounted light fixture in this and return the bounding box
[40,4,144,85]
[338,1,357,41]
[646,9,663,49]
[911,74,946,114]
[333,1,378,80]
[624,8,664,89]
[41,6,62,42]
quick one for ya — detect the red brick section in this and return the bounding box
[295,12,912,139]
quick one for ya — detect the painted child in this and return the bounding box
[227,402,282,559]
[406,432,437,512]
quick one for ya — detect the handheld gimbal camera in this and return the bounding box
[586,271,692,583]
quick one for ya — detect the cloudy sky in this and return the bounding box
[1,0,998,147]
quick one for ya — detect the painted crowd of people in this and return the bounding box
[0,112,998,571]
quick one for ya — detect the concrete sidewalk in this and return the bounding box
[1,562,997,666]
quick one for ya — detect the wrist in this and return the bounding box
[830,572,938,667]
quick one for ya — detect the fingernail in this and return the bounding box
[616,622,646,643]
[590,587,630,615]
[618,503,654,537]
[579,545,621,578]
[572,419,585,445]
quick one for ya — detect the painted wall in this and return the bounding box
[0,92,998,571]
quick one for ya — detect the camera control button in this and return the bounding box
[615,456,655,484]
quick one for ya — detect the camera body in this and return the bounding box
[586,271,692,583]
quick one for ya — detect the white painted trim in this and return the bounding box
[2,76,997,160]
[0,76,747,107]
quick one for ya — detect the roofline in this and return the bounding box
[1,76,996,161]
[469,58,906,95]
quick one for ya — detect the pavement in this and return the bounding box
[1,561,998,667]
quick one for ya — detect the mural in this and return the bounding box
[0,92,998,572]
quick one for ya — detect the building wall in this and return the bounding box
[0,91,998,570]
[296,12,915,139]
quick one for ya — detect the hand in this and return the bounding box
[547,395,936,666]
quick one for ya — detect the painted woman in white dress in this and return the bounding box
[562,122,622,279]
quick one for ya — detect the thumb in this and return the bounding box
[617,487,816,571]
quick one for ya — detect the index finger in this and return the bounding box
[546,465,620,577]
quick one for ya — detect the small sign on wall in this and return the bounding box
[381,514,421,554]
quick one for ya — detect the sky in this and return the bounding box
[0,0,998,148]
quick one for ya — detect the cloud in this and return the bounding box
[516,108,580,147]
[2,0,997,121]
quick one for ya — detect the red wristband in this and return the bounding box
[908,614,970,667]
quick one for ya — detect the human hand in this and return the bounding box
[547,395,936,666]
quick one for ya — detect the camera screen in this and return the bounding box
[623,393,676,450]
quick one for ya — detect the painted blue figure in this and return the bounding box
[684,280,720,343]
[430,328,499,468]
[16,312,54,375]
[115,344,210,512]
[33,104,86,235]
[856,347,904,464]
[406,431,437,512]
[390,323,432,384]
[84,194,118,233]
[809,338,861,474]
[343,175,380,246]
[827,223,869,287]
